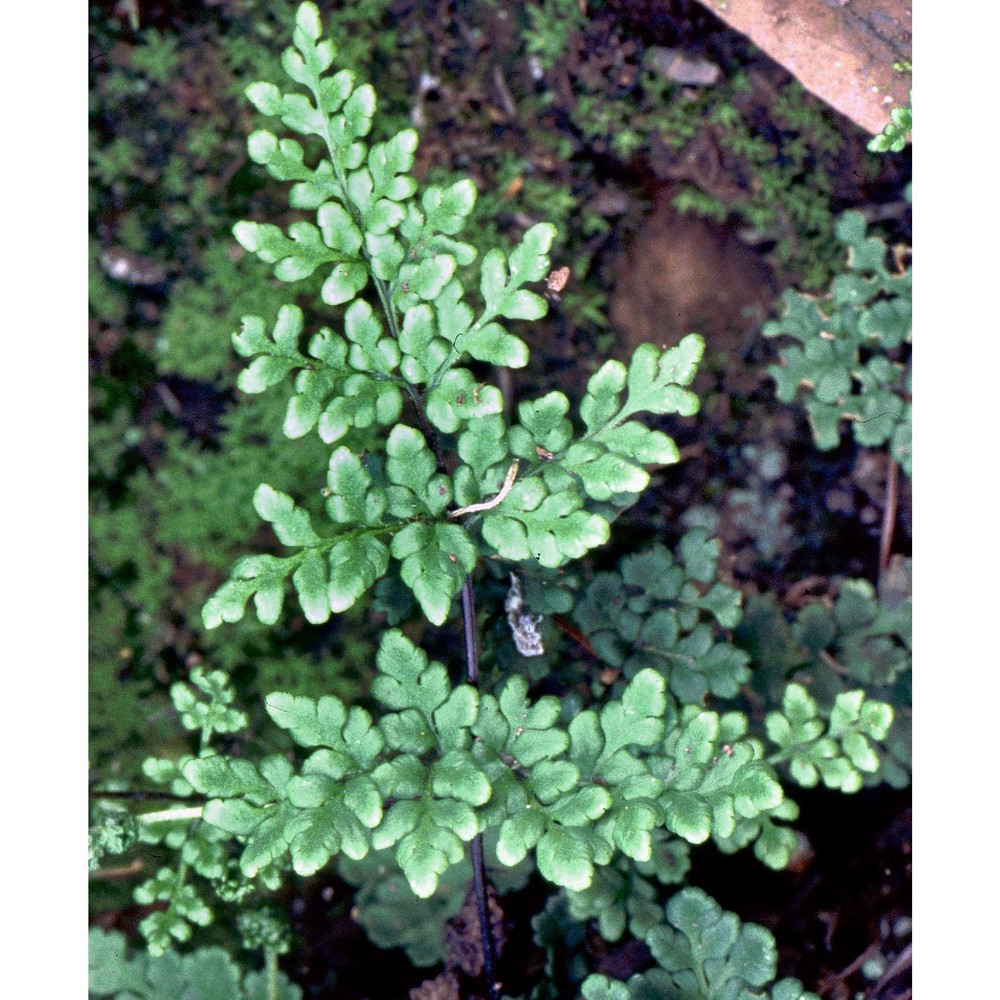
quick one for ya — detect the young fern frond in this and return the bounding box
[204,1,705,629]
[764,683,894,793]
[125,669,253,955]
[573,529,749,704]
[764,208,911,475]
[184,629,796,899]
[868,90,912,153]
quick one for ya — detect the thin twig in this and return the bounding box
[449,461,519,518]
[551,615,600,661]
[470,835,498,997]
[818,943,881,996]
[868,942,912,999]
[460,576,499,1000]
[89,859,144,880]
[154,381,183,418]
[818,649,852,678]
[491,65,519,119]
[878,456,900,584]
[138,806,204,824]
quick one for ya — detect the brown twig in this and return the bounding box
[89,859,144,881]
[785,575,831,609]
[551,615,599,660]
[818,649,852,678]
[878,457,900,583]
[818,943,881,996]
[868,942,912,999]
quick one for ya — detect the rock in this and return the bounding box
[690,0,911,136]
[646,46,722,86]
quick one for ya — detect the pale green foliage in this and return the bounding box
[185,629,793,900]
[566,539,900,868]
[89,928,301,1000]
[236,908,292,954]
[205,1,705,628]
[134,867,214,954]
[765,684,893,793]
[764,209,911,475]
[457,335,702,573]
[580,888,820,1000]
[171,666,249,737]
[868,92,911,153]
[125,668,269,956]
[89,809,139,872]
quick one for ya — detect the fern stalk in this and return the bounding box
[461,575,500,998]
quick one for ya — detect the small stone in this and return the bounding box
[99,246,168,286]
[646,47,721,86]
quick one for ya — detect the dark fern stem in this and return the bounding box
[89,788,206,804]
[461,574,500,1000]
[406,370,498,994]
[410,375,498,994]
